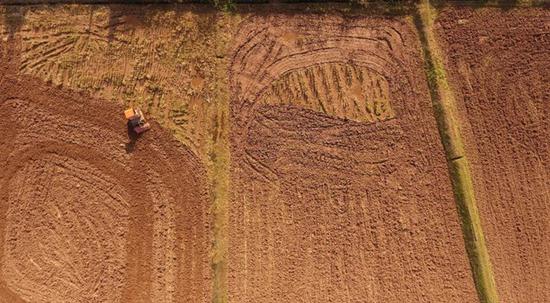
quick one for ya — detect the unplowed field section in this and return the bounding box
[228,14,478,303]
[436,7,550,303]
[0,72,211,303]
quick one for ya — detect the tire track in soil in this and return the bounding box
[0,72,211,303]
[228,13,479,303]
[2,7,235,302]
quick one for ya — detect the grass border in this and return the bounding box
[414,2,499,303]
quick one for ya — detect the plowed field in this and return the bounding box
[1,3,548,303]
[0,63,211,302]
[436,7,550,303]
[228,13,477,303]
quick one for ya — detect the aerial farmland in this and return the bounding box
[0,1,548,303]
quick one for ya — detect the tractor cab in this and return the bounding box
[124,108,151,134]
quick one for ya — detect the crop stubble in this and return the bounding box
[0,5,236,161]
[0,5,238,301]
[228,14,478,303]
[4,4,546,303]
[436,7,550,303]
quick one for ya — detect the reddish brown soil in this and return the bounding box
[436,7,550,303]
[228,14,478,303]
[0,53,211,303]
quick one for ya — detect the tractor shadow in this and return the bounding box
[125,121,142,153]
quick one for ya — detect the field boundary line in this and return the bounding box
[209,90,230,303]
[414,1,499,303]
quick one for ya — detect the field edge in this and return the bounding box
[414,2,499,303]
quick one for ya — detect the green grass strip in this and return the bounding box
[414,1,499,303]
[210,84,230,303]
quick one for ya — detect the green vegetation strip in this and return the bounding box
[209,74,230,303]
[210,110,229,303]
[415,2,499,303]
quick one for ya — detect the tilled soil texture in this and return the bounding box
[436,7,550,303]
[0,72,211,302]
[228,14,478,303]
[0,5,237,161]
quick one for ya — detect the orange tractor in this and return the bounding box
[124,108,151,134]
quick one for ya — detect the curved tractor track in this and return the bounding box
[230,14,407,125]
[228,14,478,303]
[0,73,211,303]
